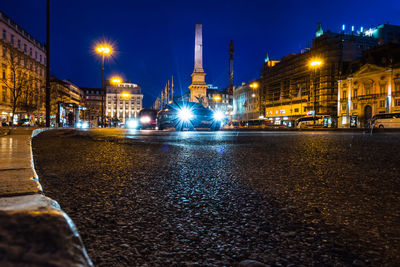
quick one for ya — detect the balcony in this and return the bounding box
[357,94,380,100]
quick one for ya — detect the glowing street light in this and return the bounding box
[309,58,323,68]
[309,58,323,122]
[250,82,259,89]
[213,95,222,102]
[111,76,122,85]
[95,43,113,127]
[121,92,130,99]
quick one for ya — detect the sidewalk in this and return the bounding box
[0,128,92,266]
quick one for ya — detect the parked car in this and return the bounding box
[157,101,223,131]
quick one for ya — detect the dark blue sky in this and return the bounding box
[2,0,400,107]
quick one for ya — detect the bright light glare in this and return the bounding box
[127,119,138,129]
[121,93,130,98]
[213,111,225,121]
[81,122,89,129]
[111,77,122,84]
[177,108,194,122]
[310,60,322,67]
[140,116,151,123]
[96,45,111,55]
[76,122,82,128]
[213,95,222,101]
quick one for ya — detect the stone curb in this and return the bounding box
[0,128,93,266]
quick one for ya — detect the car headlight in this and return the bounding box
[213,111,225,121]
[140,116,151,123]
[127,119,138,129]
[76,122,82,128]
[81,122,89,128]
[177,107,194,122]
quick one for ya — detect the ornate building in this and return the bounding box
[338,43,400,127]
[105,80,143,125]
[260,23,400,127]
[189,23,208,105]
[0,11,46,125]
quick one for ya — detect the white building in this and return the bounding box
[106,81,143,124]
[0,11,46,124]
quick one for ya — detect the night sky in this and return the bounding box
[2,0,400,107]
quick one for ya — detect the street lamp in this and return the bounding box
[95,43,112,127]
[309,58,323,123]
[249,82,259,121]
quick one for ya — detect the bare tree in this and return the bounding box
[0,42,40,125]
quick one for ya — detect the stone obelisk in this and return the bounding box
[189,23,208,105]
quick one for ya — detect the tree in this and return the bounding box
[0,42,40,125]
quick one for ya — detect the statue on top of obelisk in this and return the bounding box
[189,23,208,106]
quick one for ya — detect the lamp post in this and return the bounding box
[95,44,112,127]
[309,59,323,124]
[250,82,259,121]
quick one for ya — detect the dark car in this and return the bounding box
[157,101,222,131]
[138,109,157,129]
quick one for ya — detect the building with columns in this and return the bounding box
[0,11,46,125]
[260,23,400,127]
[105,80,143,125]
[338,43,400,128]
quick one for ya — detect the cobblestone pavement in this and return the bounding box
[32,129,400,266]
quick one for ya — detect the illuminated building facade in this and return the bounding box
[233,80,261,122]
[0,11,46,124]
[105,81,143,124]
[206,85,231,113]
[81,87,104,127]
[260,23,400,127]
[50,77,85,126]
[338,43,400,128]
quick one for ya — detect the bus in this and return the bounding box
[372,113,400,128]
[296,115,334,128]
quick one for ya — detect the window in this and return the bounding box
[35,51,37,59]
[379,84,386,95]
[395,99,400,106]
[353,103,357,109]
[24,44,27,53]
[353,89,358,98]
[10,35,14,45]
[2,29,6,40]
[380,100,385,108]
[294,108,299,113]
[17,39,21,49]
[39,54,42,62]
[2,86,7,102]
[29,47,32,56]
[2,64,6,79]
[342,104,346,111]
[342,90,347,99]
